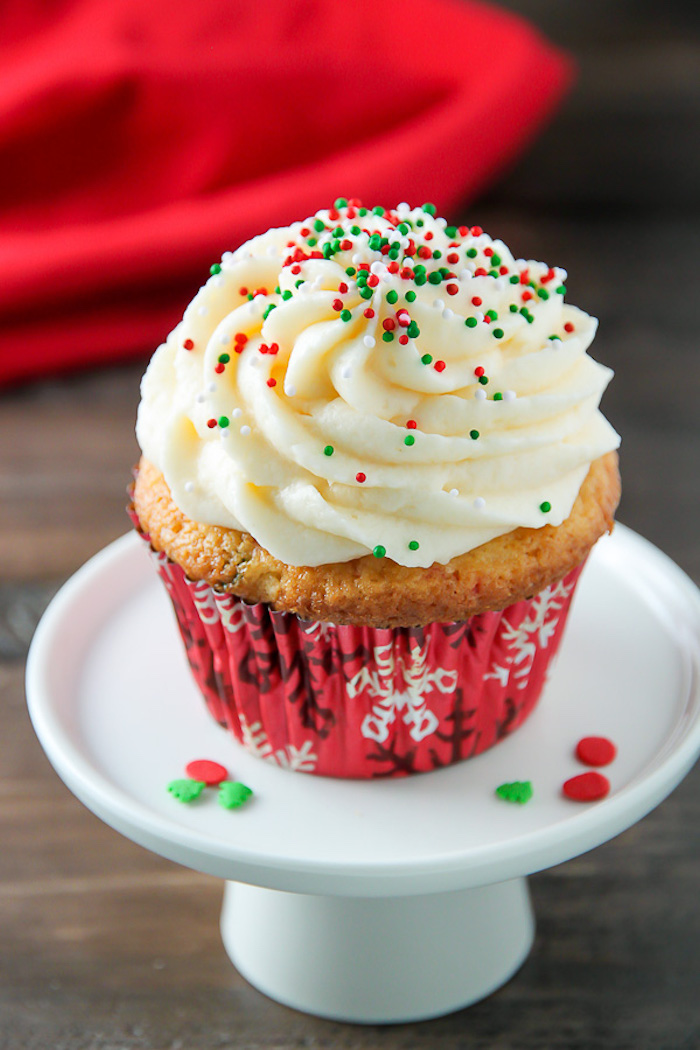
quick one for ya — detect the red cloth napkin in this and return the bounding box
[0,0,572,387]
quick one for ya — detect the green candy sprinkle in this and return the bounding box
[486,309,498,320]
[540,501,552,513]
[382,331,394,342]
[372,205,385,216]
[432,249,442,260]
[408,540,420,551]
[324,445,334,456]
[404,434,415,446]
[346,266,356,276]
[398,223,410,234]
[218,415,229,428]
[340,309,352,322]
[388,249,400,260]
[414,273,427,286]
[407,321,420,338]
[488,269,499,278]
[492,328,504,339]
[306,237,317,246]
[416,218,424,227]
[405,290,417,302]
[219,781,253,810]
[470,429,479,440]
[262,304,276,319]
[510,304,518,312]
[445,226,457,238]
[466,247,478,258]
[358,207,368,216]
[537,288,550,300]
[334,197,348,209]
[493,392,503,401]
[210,263,222,275]
[295,280,304,288]
[422,202,437,215]
[465,316,478,328]
[350,225,361,236]
[509,275,520,284]
[168,779,205,803]
[313,218,325,232]
[428,271,442,285]
[360,286,373,300]
[373,545,386,559]
[421,353,433,365]
[491,253,501,267]
[282,290,292,300]
[386,289,398,304]
[556,284,567,295]
[368,234,382,251]
[333,225,344,237]
[495,781,533,805]
[478,375,489,385]
[218,353,230,363]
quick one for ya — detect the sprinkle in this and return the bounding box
[184,481,194,493]
[218,353,230,364]
[232,407,242,418]
[373,545,386,558]
[474,388,487,401]
[285,384,296,397]
[408,540,420,551]
[564,322,575,333]
[219,781,253,809]
[495,781,533,804]
[445,283,459,296]
[386,289,398,304]
[421,354,433,365]
[473,497,486,509]
[474,366,485,377]
[449,488,459,497]
[218,416,229,428]
[363,335,376,348]
[364,308,375,319]
[470,430,480,440]
[340,309,352,322]
[478,375,489,385]
[404,434,415,446]
[206,418,217,429]
[356,472,366,483]
[492,328,504,339]
[185,760,228,786]
[267,378,277,388]
[434,360,446,372]
[562,772,610,802]
[332,299,343,311]
[493,392,503,401]
[240,425,251,436]
[465,317,478,328]
[539,501,551,513]
[576,736,617,767]
[406,419,417,429]
[433,298,445,310]
[442,308,454,320]
[405,290,417,302]
[383,318,396,331]
[182,338,194,350]
[168,779,205,803]
[382,331,394,342]
[422,202,437,215]
[210,263,222,275]
[407,321,420,338]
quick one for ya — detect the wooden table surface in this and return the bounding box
[1,3,699,1047]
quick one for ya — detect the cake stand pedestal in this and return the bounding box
[26,527,700,1023]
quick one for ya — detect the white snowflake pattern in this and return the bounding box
[484,577,575,690]
[237,715,318,772]
[347,641,457,744]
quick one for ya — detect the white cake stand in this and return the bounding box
[26,526,700,1024]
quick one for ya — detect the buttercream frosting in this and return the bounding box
[136,200,619,568]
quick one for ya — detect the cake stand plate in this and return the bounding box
[26,526,700,1023]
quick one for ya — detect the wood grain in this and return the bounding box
[1,2,699,1046]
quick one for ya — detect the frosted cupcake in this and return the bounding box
[131,199,620,777]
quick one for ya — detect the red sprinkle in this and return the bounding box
[399,334,409,344]
[268,343,279,355]
[383,318,396,331]
[235,333,248,344]
[459,225,469,236]
[338,282,348,294]
[182,338,194,351]
[356,472,366,483]
[300,227,310,236]
[185,759,228,786]
[291,265,301,275]
[332,299,343,311]
[239,287,248,295]
[445,283,459,296]
[387,261,400,274]
[471,296,482,307]
[214,363,225,374]
[368,274,379,288]
[564,322,575,333]
[575,736,617,767]
[562,772,610,802]
[434,360,446,372]
[484,247,493,257]
[424,231,434,241]
[470,226,483,236]
[364,308,375,319]
[474,267,487,277]
[522,290,533,301]
[418,245,432,259]
[447,253,460,264]
[207,418,217,428]
[341,239,353,251]
[406,419,417,429]
[474,366,485,377]
[267,378,277,387]
[499,265,509,275]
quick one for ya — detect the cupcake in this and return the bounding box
[131,199,620,778]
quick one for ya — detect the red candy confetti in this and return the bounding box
[471,296,482,306]
[183,338,194,350]
[434,360,446,372]
[356,472,366,483]
[332,299,343,311]
[267,378,277,387]
[575,736,617,767]
[206,418,217,428]
[562,771,610,802]
[564,322,575,333]
[406,419,417,429]
[185,759,229,786]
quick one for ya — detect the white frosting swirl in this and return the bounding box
[137,202,619,568]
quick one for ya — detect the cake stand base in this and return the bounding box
[220,878,534,1023]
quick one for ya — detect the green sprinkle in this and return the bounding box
[491,253,502,266]
[382,331,394,342]
[466,247,478,258]
[386,289,398,304]
[306,237,317,246]
[537,288,550,300]
[414,263,427,274]
[404,434,415,446]
[350,225,361,236]
[478,375,489,385]
[509,275,520,284]
[274,286,281,294]
[488,269,499,278]
[324,445,334,456]
[368,234,382,251]
[495,781,533,805]
[421,353,433,365]
[168,779,205,803]
[388,249,400,260]
[556,284,567,295]
[295,280,304,288]
[360,286,373,300]
[346,266,356,276]
[470,429,480,440]
[313,218,325,232]
[372,205,385,216]
[439,267,450,277]
[282,290,292,300]
[219,781,253,810]
[218,415,229,428]
[340,309,352,322]
[405,290,416,302]
[540,501,552,513]
[332,239,341,253]
[510,304,518,312]
[432,249,442,259]
[422,202,437,215]
[428,271,442,285]
[358,207,368,216]
[218,353,230,363]
[407,321,420,338]
[334,197,348,209]
[465,316,478,328]
[486,309,498,320]
[408,540,420,551]
[323,243,333,258]
[210,263,222,275]
[373,545,386,559]
[398,223,410,234]
[445,226,457,238]
[548,334,559,341]
[357,271,368,284]
[493,392,503,401]
[416,218,424,227]
[262,304,276,319]
[415,273,427,285]
[492,328,504,339]
[246,293,254,301]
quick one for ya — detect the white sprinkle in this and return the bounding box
[222,251,234,263]
[184,482,194,493]
[232,407,242,418]
[197,306,208,317]
[433,298,445,310]
[363,335,375,349]
[442,308,454,321]
[211,275,224,288]
[240,425,251,436]
[208,382,217,393]
[397,202,410,213]
[475,388,487,401]
[370,261,386,276]
[352,253,363,264]
[285,384,296,397]
[220,332,230,344]
[459,269,473,281]
[474,497,486,510]
[503,390,517,402]
[220,428,230,439]
[474,311,484,323]
[436,217,447,229]
[196,393,206,404]
[449,488,459,497]
[342,365,353,379]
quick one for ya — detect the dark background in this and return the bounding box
[1,2,699,1047]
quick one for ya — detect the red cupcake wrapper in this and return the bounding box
[131,513,583,778]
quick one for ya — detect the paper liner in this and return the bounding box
[130,515,583,778]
